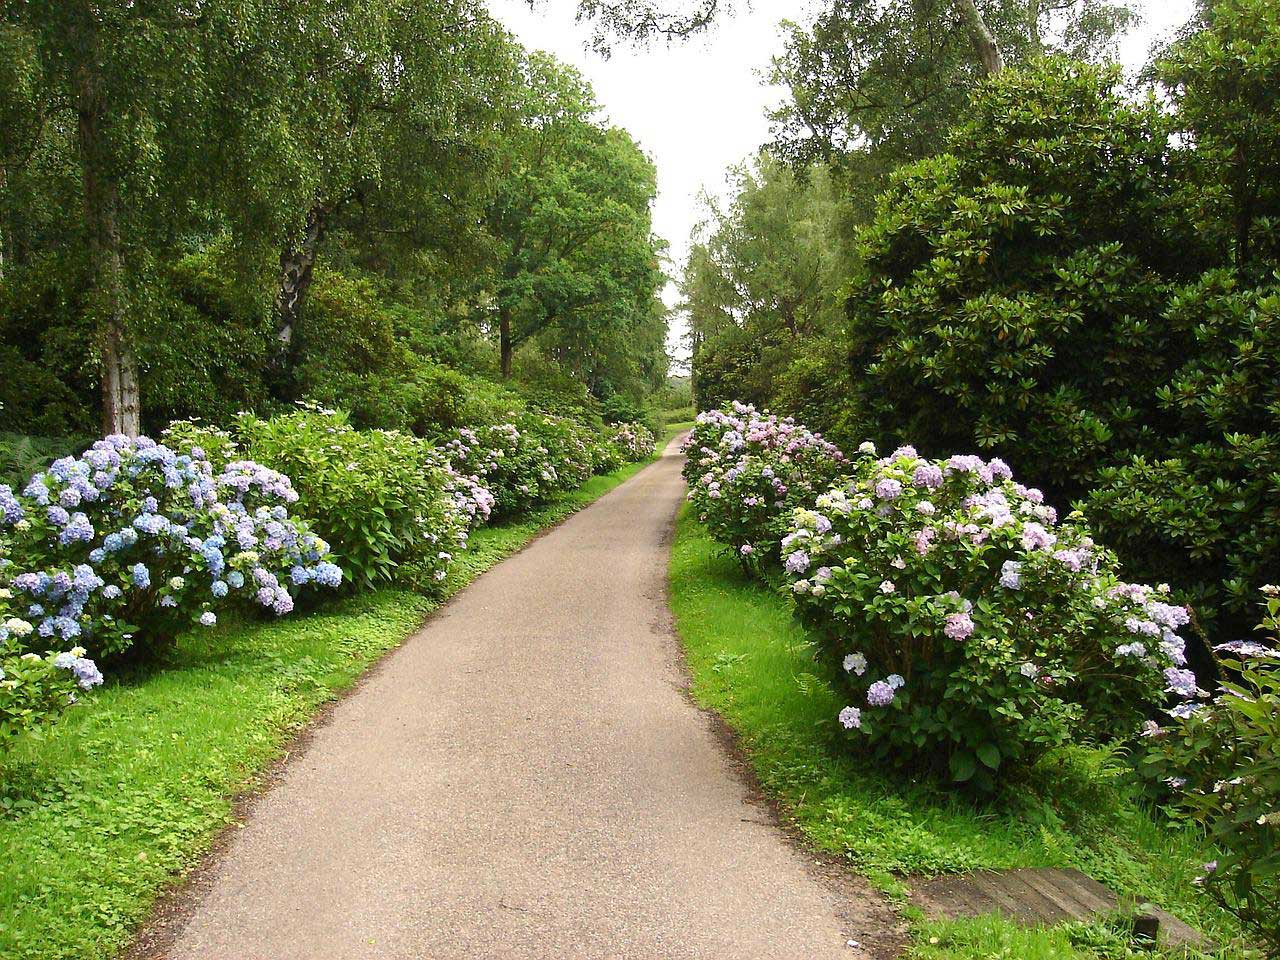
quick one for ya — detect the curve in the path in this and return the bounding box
[143,435,894,960]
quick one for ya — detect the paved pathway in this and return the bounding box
[141,435,893,959]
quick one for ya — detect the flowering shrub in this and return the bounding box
[0,434,338,660]
[608,422,657,462]
[1,610,103,750]
[782,444,1194,787]
[442,413,602,517]
[1141,587,1280,952]
[172,410,469,590]
[683,402,845,566]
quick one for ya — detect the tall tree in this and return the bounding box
[264,1,517,377]
[483,54,665,382]
[681,156,853,408]
[769,0,1138,185]
[1,1,315,435]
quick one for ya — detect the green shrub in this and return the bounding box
[843,60,1203,496]
[175,410,468,591]
[1141,588,1280,953]
[0,641,102,754]
[1081,273,1280,640]
[782,445,1194,789]
[683,403,847,567]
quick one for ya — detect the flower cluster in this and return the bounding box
[0,434,341,659]
[607,422,657,462]
[442,413,601,517]
[683,403,845,566]
[781,441,1194,786]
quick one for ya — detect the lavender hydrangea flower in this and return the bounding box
[874,478,903,501]
[784,550,811,575]
[999,561,1021,589]
[838,706,862,729]
[866,681,896,707]
[944,612,974,640]
[1164,668,1198,698]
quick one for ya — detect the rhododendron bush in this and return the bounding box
[683,403,845,565]
[0,434,340,660]
[780,444,1196,788]
[1142,587,1280,953]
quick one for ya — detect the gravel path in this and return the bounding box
[141,435,895,959]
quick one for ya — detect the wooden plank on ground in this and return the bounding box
[909,867,1209,952]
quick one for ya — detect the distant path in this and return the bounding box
[140,433,893,959]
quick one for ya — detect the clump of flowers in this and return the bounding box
[442,413,601,517]
[683,403,846,567]
[607,422,657,462]
[171,410,464,591]
[0,433,341,659]
[1141,587,1280,953]
[783,444,1194,787]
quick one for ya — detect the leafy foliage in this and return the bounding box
[1141,588,1280,953]
[781,443,1192,788]
[168,411,465,592]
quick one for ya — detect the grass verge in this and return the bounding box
[667,504,1246,959]
[0,452,662,960]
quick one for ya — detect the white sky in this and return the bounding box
[487,0,1198,369]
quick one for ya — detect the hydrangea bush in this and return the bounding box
[683,403,846,567]
[782,444,1195,787]
[0,434,339,660]
[443,413,601,517]
[608,422,657,462]
[169,410,468,590]
[1,641,103,755]
[1141,587,1280,952]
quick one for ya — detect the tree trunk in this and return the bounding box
[273,202,328,357]
[956,0,1004,76]
[76,43,141,437]
[499,303,513,379]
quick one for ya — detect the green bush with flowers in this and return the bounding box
[0,586,104,751]
[683,402,846,567]
[0,434,341,661]
[168,410,471,591]
[443,413,605,517]
[780,443,1196,789]
[607,422,657,462]
[1141,586,1280,952]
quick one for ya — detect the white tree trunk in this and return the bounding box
[956,0,1005,76]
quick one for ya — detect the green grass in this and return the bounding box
[668,506,1248,959]
[0,453,660,960]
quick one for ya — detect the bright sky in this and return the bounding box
[487,0,1198,369]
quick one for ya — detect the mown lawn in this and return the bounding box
[0,451,663,960]
[667,504,1248,960]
